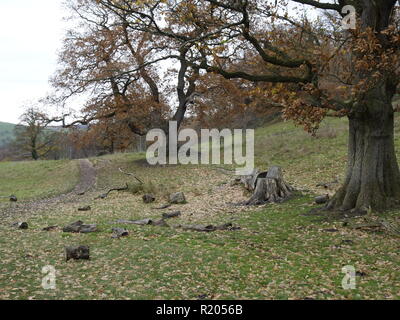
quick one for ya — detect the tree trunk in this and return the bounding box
[327,85,400,211]
[326,0,400,212]
[245,166,293,205]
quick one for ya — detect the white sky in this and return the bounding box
[0,0,323,125]
[0,0,66,124]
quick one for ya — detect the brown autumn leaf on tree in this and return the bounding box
[47,0,400,213]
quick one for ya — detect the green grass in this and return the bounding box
[1,193,399,300]
[0,117,400,300]
[0,160,79,201]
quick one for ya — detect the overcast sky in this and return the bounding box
[0,0,66,124]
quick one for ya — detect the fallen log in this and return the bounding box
[150,219,169,227]
[111,228,129,239]
[152,204,171,210]
[42,225,58,232]
[118,168,144,184]
[96,184,129,199]
[174,223,240,232]
[114,218,153,226]
[78,206,92,212]
[63,221,98,233]
[162,211,182,219]
[12,222,28,230]
[65,245,90,261]
[1,195,18,202]
[113,216,240,233]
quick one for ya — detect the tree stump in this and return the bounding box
[169,192,186,204]
[65,246,90,261]
[143,194,156,204]
[245,166,293,205]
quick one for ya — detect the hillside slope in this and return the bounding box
[0,117,399,300]
[0,121,16,147]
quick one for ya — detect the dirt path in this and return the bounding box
[0,159,96,221]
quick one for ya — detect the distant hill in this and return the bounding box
[0,122,16,147]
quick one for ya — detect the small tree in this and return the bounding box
[14,107,57,160]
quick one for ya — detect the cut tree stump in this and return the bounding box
[244,166,293,205]
[143,194,156,204]
[65,246,90,261]
[169,192,186,204]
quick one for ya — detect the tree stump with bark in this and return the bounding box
[65,246,90,261]
[243,166,293,205]
[169,192,186,204]
[143,194,156,204]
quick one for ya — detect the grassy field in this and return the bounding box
[0,118,399,300]
[0,160,79,201]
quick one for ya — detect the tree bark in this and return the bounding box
[245,166,293,205]
[327,84,400,211]
[65,246,90,261]
[327,1,400,212]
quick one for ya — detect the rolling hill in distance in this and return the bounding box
[0,121,16,147]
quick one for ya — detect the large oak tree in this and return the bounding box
[100,0,399,212]
[52,0,400,212]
